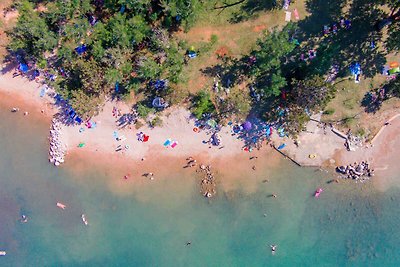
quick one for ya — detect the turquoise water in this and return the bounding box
[1,104,400,267]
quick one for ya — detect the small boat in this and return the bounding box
[81,214,88,226]
[0,251,6,256]
[56,202,67,209]
[314,188,323,198]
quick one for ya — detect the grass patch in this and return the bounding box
[323,108,335,115]
[136,103,154,119]
[150,116,163,128]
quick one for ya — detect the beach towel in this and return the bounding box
[293,8,299,20]
[163,139,172,147]
[171,141,178,148]
[285,11,291,22]
[143,135,149,142]
[78,142,85,148]
[113,131,119,140]
[278,143,286,150]
[39,87,46,97]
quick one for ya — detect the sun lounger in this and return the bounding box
[293,8,299,20]
[285,11,291,22]
[39,87,46,97]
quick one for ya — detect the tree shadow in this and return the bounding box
[294,0,387,79]
[229,0,281,23]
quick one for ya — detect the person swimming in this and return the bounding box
[270,244,277,255]
[20,215,28,223]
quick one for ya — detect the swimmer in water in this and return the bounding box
[21,215,28,223]
[270,244,277,255]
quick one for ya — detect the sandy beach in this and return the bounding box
[1,68,400,193]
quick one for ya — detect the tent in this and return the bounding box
[19,63,28,73]
[152,97,168,108]
[150,79,168,90]
[206,119,217,128]
[388,67,400,75]
[75,44,87,55]
[389,62,399,69]
[350,63,361,75]
[243,121,252,131]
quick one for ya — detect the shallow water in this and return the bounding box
[1,104,400,267]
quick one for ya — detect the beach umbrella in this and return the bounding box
[243,121,252,131]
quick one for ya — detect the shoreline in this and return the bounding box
[1,69,400,192]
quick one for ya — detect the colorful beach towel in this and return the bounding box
[293,8,299,20]
[285,11,291,22]
[277,143,286,150]
[171,141,178,148]
[113,131,119,140]
[39,87,46,97]
[163,139,172,147]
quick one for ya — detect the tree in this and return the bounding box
[250,23,297,97]
[290,75,336,112]
[8,0,57,56]
[373,0,400,51]
[69,90,104,119]
[137,57,163,80]
[191,90,216,119]
[159,0,203,31]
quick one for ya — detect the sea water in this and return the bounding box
[1,104,400,267]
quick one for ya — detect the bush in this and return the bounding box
[135,120,144,129]
[191,90,215,119]
[150,116,163,127]
[343,116,355,128]
[136,103,154,119]
[323,108,335,115]
[210,34,218,45]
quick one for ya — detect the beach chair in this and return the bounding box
[293,9,300,20]
[285,11,291,22]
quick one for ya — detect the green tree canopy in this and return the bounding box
[250,23,297,97]
[8,0,57,56]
